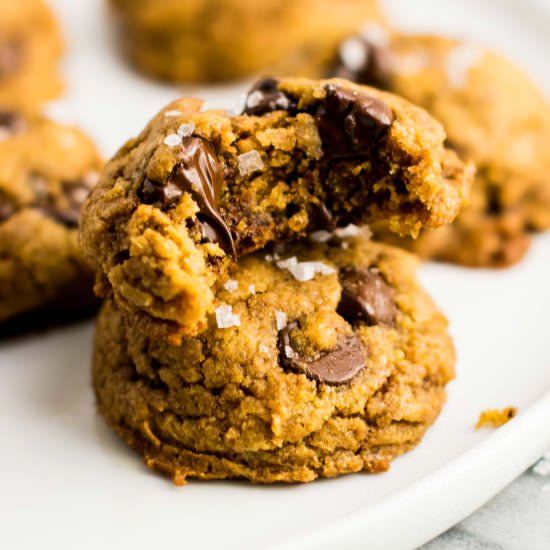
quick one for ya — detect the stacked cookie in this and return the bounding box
[81,77,472,483]
[330,27,550,266]
[0,1,103,329]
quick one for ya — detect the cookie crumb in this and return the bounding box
[223,279,238,293]
[215,304,241,329]
[164,134,182,147]
[177,122,195,138]
[275,311,287,330]
[238,150,264,176]
[475,407,517,429]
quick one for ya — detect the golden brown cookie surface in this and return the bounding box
[331,30,550,266]
[0,112,102,324]
[80,77,471,342]
[0,0,63,111]
[93,236,455,484]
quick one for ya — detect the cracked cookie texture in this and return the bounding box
[93,235,455,484]
[0,112,102,324]
[331,30,550,266]
[80,77,472,342]
[0,0,63,111]
[110,0,385,82]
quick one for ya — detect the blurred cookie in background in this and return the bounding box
[331,30,550,267]
[109,0,385,82]
[0,111,102,330]
[0,0,64,111]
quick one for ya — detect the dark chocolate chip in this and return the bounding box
[316,84,393,161]
[0,198,15,221]
[278,321,366,385]
[0,111,27,135]
[337,267,396,326]
[29,173,96,227]
[0,41,23,79]
[331,37,392,89]
[141,137,236,257]
[242,77,296,116]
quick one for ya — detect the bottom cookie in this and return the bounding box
[93,235,455,484]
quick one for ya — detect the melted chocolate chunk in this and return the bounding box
[278,321,366,385]
[141,137,236,257]
[242,77,296,116]
[331,37,392,89]
[316,85,393,161]
[337,267,396,326]
[0,41,23,79]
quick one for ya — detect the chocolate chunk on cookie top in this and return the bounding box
[93,236,456,484]
[278,320,366,385]
[80,78,472,342]
[337,267,396,326]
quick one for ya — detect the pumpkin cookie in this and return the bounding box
[110,0,384,82]
[330,30,550,266]
[93,235,455,484]
[0,111,102,325]
[0,0,63,111]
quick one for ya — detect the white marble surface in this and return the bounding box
[421,455,550,549]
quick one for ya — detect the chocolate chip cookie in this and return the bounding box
[330,30,550,266]
[0,0,63,111]
[110,0,384,82]
[93,234,455,484]
[80,77,472,342]
[0,111,102,325]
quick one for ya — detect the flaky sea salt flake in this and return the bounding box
[275,311,287,331]
[339,37,368,72]
[223,279,238,293]
[177,122,195,138]
[165,110,183,117]
[238,150,264,176]
[249,284,256,295]
[215,304,241,329]
[164,134,182,147]
[359,22,390,47]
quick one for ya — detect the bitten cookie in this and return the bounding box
[110,0,384,82]
[0,112,102,325]
[80,77,472,342]
[93,235,455,484]
[0,0,63,111]
[331,30,550,266]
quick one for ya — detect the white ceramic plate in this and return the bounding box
[1,1,550,549]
